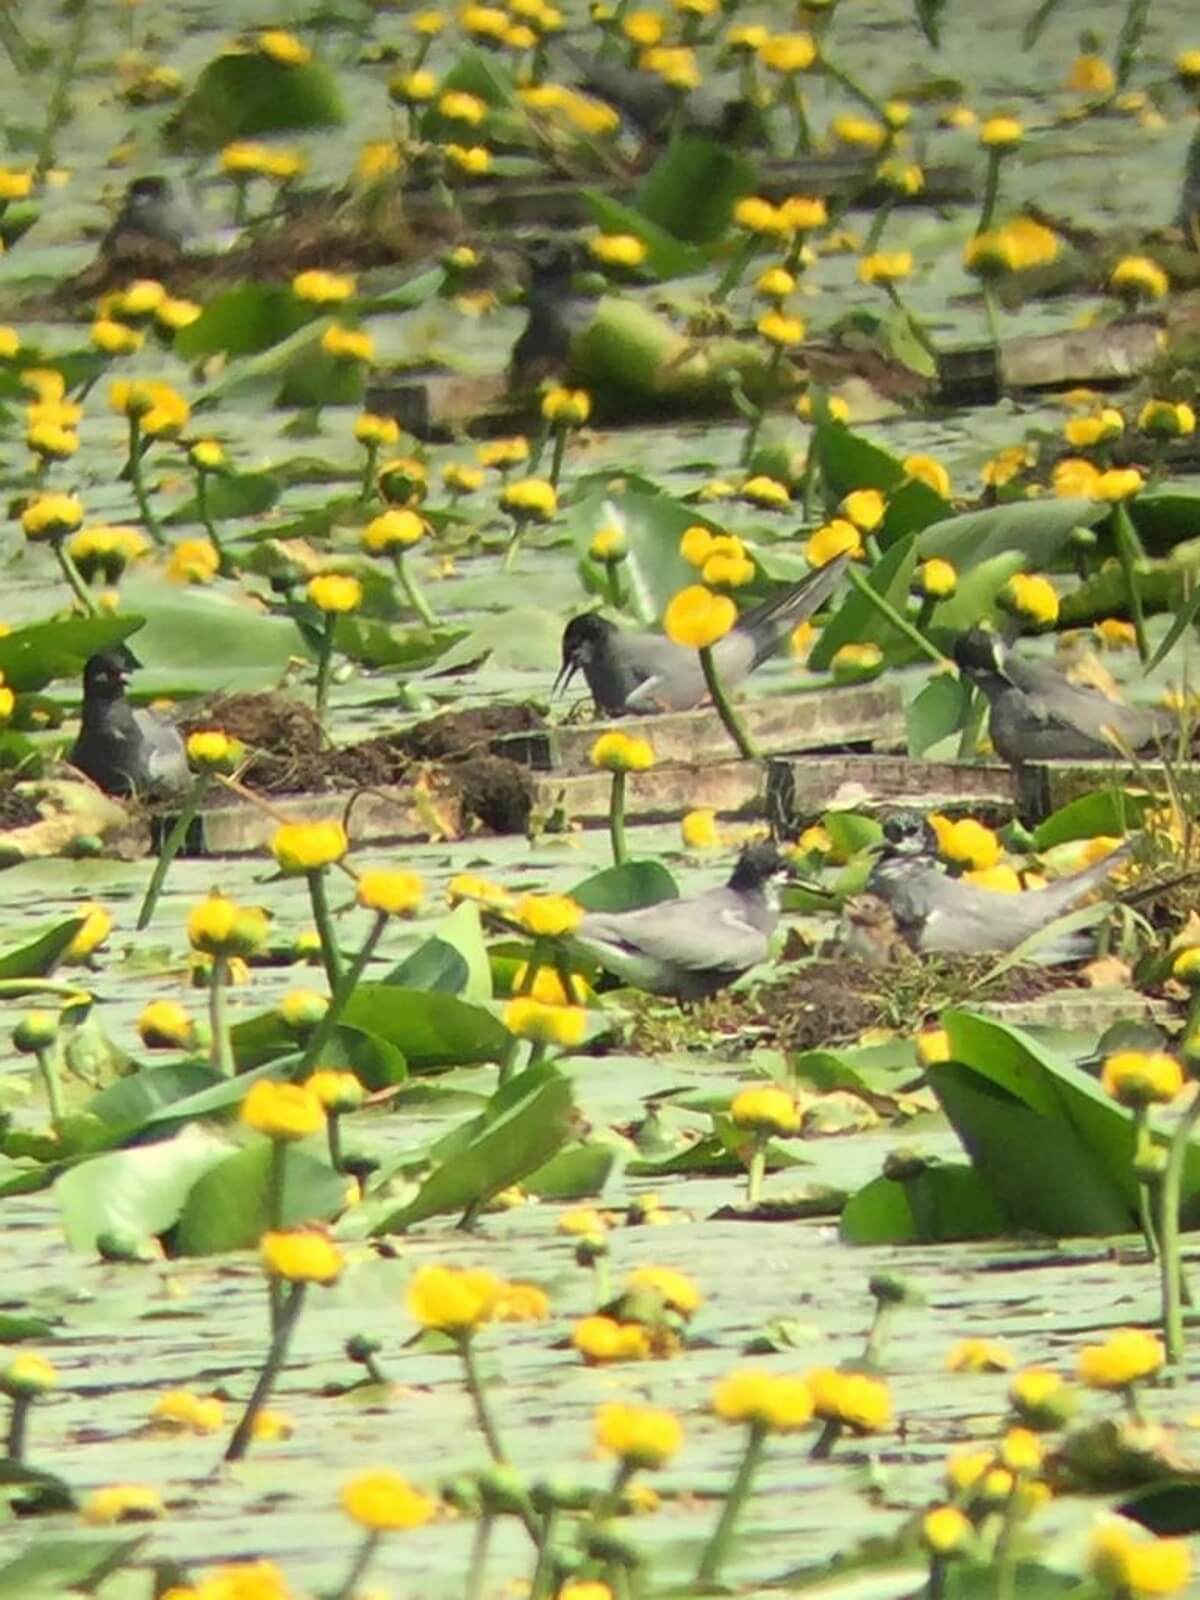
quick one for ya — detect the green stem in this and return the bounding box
[34,0,89,178]
[298,913,386,1075]
[983,285,1003,353]
[1112,501,1149,662]
[396,550,438,628]
[209,954,235,1078]
[863,197,896,254]
[53,539,98,615]
[1133,1106,1160,1261]
[195,472,229,574]
[6,1396,31,1462]
[306,869,344,992]
[34,1045,66,1136]
[327,1111,345,1174]
[742,346,784,469]
[809,1416,843,1460]
[548,428,568,491]
[976,149,1004,236]
[607,770,628,867]
[314,615,337,726]
[497,1036,521,1089]
[746,1141,766,1207]
[466,1512,495,1600]
[885,283,940,362]
[224,1281,306,1462]
[502,522,526,573]
[695,1422,767,1586]
[460,1335,507,1464]
[821,55,889,123]
[359,441,379,504]
[1160,1091,1200,1363]
[333,1531,381,1600]
[844,563,945,664]
[598,1459,637,1522]
[267,1138,288,1334]
[602,559,624,609]
[137,774,206,930]
[713,233,756,305]
[700,645,760,761]
[127,420,162,544]
[862,1300,898,1367]
[1114,0,1150,88]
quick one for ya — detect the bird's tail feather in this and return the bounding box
[738,555,849,667]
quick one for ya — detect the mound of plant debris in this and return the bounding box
[186,695,543,834]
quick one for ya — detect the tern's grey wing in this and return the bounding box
[578,886,771,980]
[133,708,189,793]
[891,848,1129,957]
[1000,662,1170,755]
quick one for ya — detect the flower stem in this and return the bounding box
[358,441,379,504]
[1159,1091,1200,1363]
[6,1396,31,1462]
[699,645,760,761]
[209,954,235,1078]
[327,1111,345,1174]
[267,1138,288,1334]
[548,428,568,491]
[137,774,206,930]
[224,1281,306,1462]
[712,233,756,305]
[127,420,162,544]
[607,770,628,867]
[976,150,1003,236]
[844,563,945,664]
[459,1335,507,1464]
[1112,501,1150,662]
[396,550,438,628]
[466,1511,495,1600]
[298,912,386,1075]
[862,1299,898,1367]
[695,1421,767,1586]
[502,522,526,573]
[53,539,98,615]
[314,615,337,726]
[332,1531,381,1600]
[195,471,229,574]
[34,1044,66,1136]
[983,285,1003,353]
[809,1416,843,1460]
[746,1141,766,1207]
[306,868,344,992]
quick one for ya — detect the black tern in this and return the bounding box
[860,811,1133,961]
[101,175,201,258]
[69,650,189,799]
[573,841,787,1001]
[556,555,848,715]
[953,628,1175,768]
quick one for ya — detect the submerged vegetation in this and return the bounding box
[2,0,1200,1596]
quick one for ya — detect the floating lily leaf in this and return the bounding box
[166,472,281,525]
[54,1125,231,1253]
[172,1138,347,1254]
[372,1060,573,1231]
[0,916,87,979]
[635,130,755,246]
[338,985,511,1070]
[0,617,142,693]
[174,284,311,360]
[171,50,345,150]
[840,1160,1006,1244]
[570,858,677,912]
[88,1063,224,1135]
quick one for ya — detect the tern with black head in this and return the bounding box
[572,842,788,1002]
[69,650,189,799]
[953,628,1174,769]
[858,810,1133,962]
[556,555,848,715]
